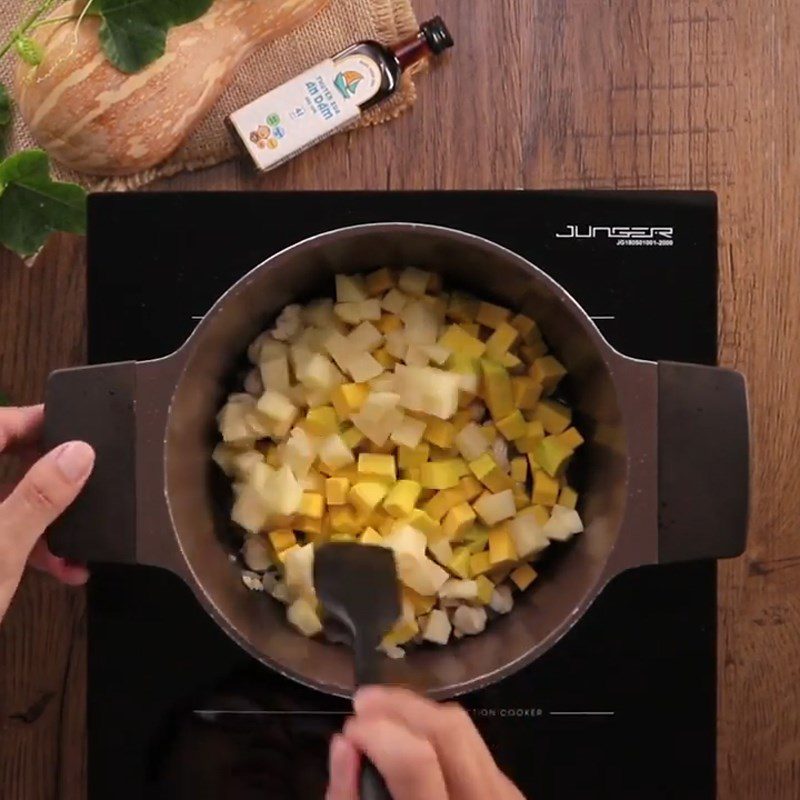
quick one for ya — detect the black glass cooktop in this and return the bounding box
[86,190,718,800]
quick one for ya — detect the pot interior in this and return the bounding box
[164,224,628,698]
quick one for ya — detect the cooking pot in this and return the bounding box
[44,223,749,699]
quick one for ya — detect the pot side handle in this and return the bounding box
[657,361,749,563]
[44,361,138,564]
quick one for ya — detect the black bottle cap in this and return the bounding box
[420,16,454,55]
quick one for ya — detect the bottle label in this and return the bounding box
[229,54,383,172]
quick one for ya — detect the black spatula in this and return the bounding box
[315,542,402,800]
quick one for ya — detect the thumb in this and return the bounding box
[0,441,95,567]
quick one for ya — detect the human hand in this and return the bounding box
[326,686,525,800]
[0,405,94,624]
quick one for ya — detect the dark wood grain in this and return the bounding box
[0,1,797,797]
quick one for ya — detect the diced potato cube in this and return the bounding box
[511,376,542,410]
[424,419,456,449]
[401,301,440,345]
[496,410,526,440]
[454,422,489,461]
[335,274,368,303]
[473,574,494,605]
[298,492,324,519]
[476,301,511,329]
[241,535,273,572]
[488,523,518,564]
[534,399,572,434]
[448,547,472,579]
[422,608,452,645]
[384,480,423,518]
[268,528,297,552]
[558,485,579,510]
[474,490,516,526]
[394,365,460,421]
[259,354,292,394]
[343,350,385,383]
[359,298,382,321]
[530,356,567,394]
[510,457,528,483]
[349,482,389,515]
[490,584,514,614]
[543,504,584,541]
[480,359,514,420]
[397,442,430,469]
[318,434,355,470]
[469,550,492,576]
[420,460,463,490]
[358,453,397,482]
[360,527,384,546]
[557,427,585,450]
[218,401,257,445]
[422,344,451,365]
[348,321,383,351]
[514,420,546,453]
[381,288,408,314]
[438,324,486,359]
[269,465,304,516]
[533,435,573,477]
[256,390,297,426]
[532,470,560,506]
[439,579,479,600]
[365,268,395,296]
[390,416,427,448]
[481,423,497,443]
[510,563,538,591]
[287,597,323,637]
[453,604,487,635]
[284,542,315,597]
[442,502,477,541]
[484,322,519,359]
[334,302,364,325]
[398,267,431,296]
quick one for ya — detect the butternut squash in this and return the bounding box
[13,0,329,175]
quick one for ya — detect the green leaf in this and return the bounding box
[90,0,214,73]
[0,84,10,159]
[15,35,44,66]
[0,150,87,258]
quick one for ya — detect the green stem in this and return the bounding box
[0,0,59,62]
[29,13,81,30]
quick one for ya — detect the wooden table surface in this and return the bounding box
[0,0,797,797]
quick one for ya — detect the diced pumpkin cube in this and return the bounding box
[534,399,572,434]
[488,523,517,564]
[397,442,430,469]
[532,470,560,506]
[420,460,462,490]
[447,292,480,323]
[438,324,486,359]
[304,406,339,436]
[462,323,480,338]
[484,322,519,360]
[469,452,513,493]
[383,616,419,647]
[424,418,456,449]
[298,492,324,519]
[403,586,436,616]
[510,563,538,591]
[459,475,483,502]
[384,480,422,518]
[366,267,395,296]
[340,425,365,449]
[475,574,495,604]
[423,487,466,521]
[514,420,546,453]
[511,376,542,410]
[473,490,516,526]
[476,301,511,329]
[481,423,497,443]
[360,527,384,546]
[376,314,403,335]
[448,547,472,579]
[268,529,297,553]
[510,313,540,342]
[496,410,526,440]
[329,506,362,535]
[510,457,528,483]
[296,515,323,537]
[501,352,522,370]
[513,486,530,509]
[349,482,389,515]
[401,467,421,482]
[558,485,579,510]
[557,426,585,451]
[442,502,477,541]
[469,550,492,576]
[371,347,395,369]
[530,356,567,394]
[404,509,442,539]
[450,409,473,431]
[427,534,454,567]
[480,359,515,420]
[520,341,549,363]
[330,383,369,419]
[533,435,573,477]
[358,453,397,483]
